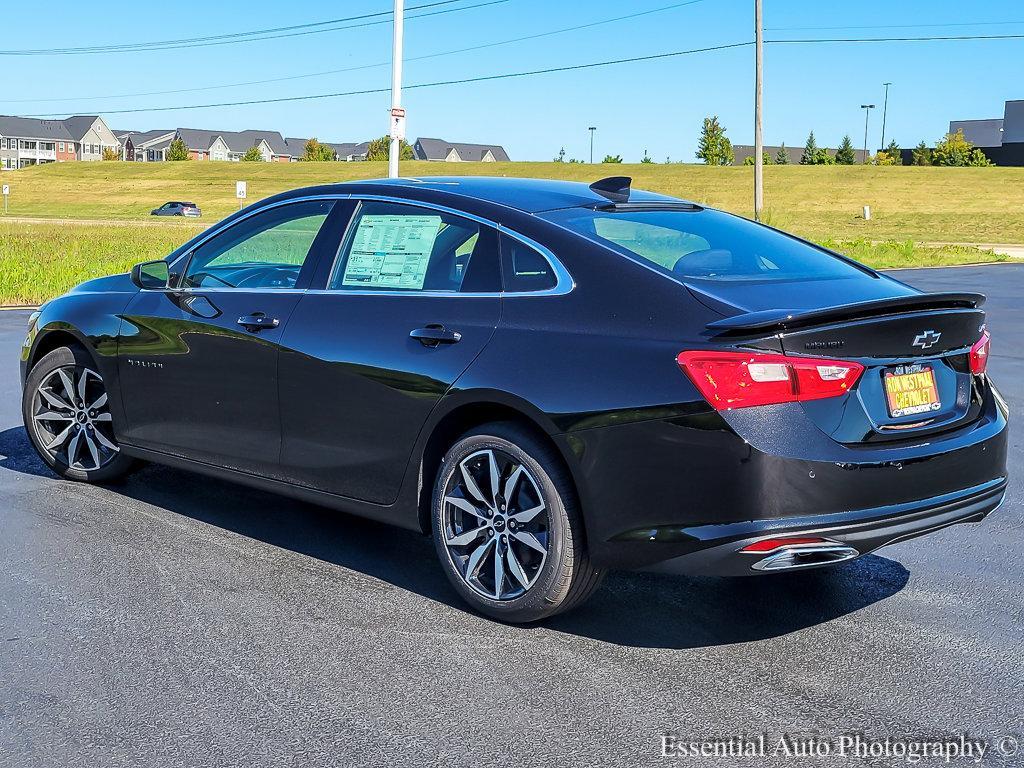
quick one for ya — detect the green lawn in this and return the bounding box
[0,161,1017,305]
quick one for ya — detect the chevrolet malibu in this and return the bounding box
[20,176,1008,622]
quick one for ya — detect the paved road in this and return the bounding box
[1,266,1021,767]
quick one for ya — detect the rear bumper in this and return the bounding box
[558,377,1008,572]
[642,477,1006,577]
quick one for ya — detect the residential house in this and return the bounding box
[413,137,510,162]
[174,128,295,162]
[0,114,118,170]
[283,138,371,161]
[116,129,176,161]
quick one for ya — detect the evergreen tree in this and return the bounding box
[775,144,789,164]
[800,131,819,165]
[911,141,932,166]
[241,146,264,162]
[835,135,856,165]
[696,116,734,165]
[884,139,901,165]
[166,138,190,161]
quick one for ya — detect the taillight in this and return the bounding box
[969,329,990,375]
[740,536,828,553]
[676,350,864,410]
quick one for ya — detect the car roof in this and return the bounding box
[323,176,689,213]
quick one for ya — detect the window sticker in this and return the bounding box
[341,214,442,289]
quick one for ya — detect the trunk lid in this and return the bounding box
[698,282,988,443]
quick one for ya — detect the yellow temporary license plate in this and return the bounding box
[884,365,941,418]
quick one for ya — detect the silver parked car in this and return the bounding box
[151,201,201,217]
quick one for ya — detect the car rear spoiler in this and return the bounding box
[705,292,986,334]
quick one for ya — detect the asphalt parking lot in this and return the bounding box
[1,264,1021,767]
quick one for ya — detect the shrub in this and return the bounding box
[968,148,994,167]
[602,154,623,163]
[102,147,120,161]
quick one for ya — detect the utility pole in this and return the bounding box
[753,0,764,221]
[588,126,597,163]
[880,82,892,149]
[388,0,405,179]
[861,104,875,163]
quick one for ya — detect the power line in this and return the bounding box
[767,20,1024,32]
[0,0,489,56]
[7,0,709,104]
[24,41,753,118]
[766,33,1024,44]
[21,30,1023,118]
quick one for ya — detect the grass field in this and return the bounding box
[0,161,1019,304]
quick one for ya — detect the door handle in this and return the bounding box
[410,324,462,347]
[237,312,280,332]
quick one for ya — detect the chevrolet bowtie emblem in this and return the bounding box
[912,330,942,350]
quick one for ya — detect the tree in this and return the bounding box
[932,129,974,166]
[303,138,336,161]
[800,131,819,165]
[102,147,119,161]
[835,135,856,165]
[873,150,899,166]
[602,154,623,163]
[553,147,566,163]
[696,116,734,166]
[166,138,190,161]
[884,139,901,165]
[911,141,932,166]
[241,145,265,162]
[775,144,789,164]
[365,135,414,161]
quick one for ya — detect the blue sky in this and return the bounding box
[5,0,1022,161]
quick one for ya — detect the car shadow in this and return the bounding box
[0,425,910,650]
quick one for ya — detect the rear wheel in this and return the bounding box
[23,346,135,482]
[431,423,604,622]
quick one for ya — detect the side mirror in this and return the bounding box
[130,259,170,289]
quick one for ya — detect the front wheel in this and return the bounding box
[22,346,135,482]
[431,423,604,622]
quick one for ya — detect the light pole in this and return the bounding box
[860,104,875,163]
[880,82,892,150]
[753,0,764,221]
[588,126,597,164]
[388,0,405,179]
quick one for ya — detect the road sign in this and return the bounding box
[390,111,407,141]
[236,181,247,199]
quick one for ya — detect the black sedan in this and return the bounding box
[151,201,201,217]
[20,176,1008,622]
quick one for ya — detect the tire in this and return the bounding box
[22,345,135,483]
[431,422,604,622]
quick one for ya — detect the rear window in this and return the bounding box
[542,207,868,283]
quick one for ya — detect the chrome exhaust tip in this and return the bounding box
[750,543,860,572]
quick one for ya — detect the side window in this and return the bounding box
[328,201,500,293]
[500,233,557,293]
[181,200,334,290]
